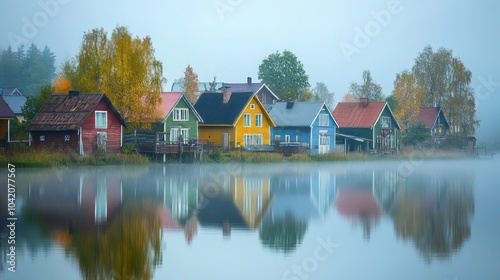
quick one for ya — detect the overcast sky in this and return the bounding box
[1,0,499,142]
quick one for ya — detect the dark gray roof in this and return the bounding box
[267,101,337,127]
[194,92,253,125]
[2,95,26,115]
[0,97,15,119]
[223,82,263,93]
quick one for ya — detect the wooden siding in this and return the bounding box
[0,120,8,141]
[30,130,80,153]
[162,97,199,140]
[234,97,273,146]
[198,126,235,147]
[272,127,310,143]
[311,108,336,152]
[81,100,123,155]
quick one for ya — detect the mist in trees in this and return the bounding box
[349,70,385,101]
[0,44,56,96]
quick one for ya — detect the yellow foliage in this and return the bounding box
[53,75,73,94]
[392,70,426,131]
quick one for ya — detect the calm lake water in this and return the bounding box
[1,157,499,280]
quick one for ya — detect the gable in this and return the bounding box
[376,105,400,130]
[235,95,276,127]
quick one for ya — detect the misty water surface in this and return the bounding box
[1,158,499,280]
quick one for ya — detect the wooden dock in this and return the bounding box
[123,129,212,161]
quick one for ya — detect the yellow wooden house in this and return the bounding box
[0,96,15,144]
[194,89,276,149]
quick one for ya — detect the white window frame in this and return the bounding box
[39,135,45,142]
[95,111,108,129]
[173,108,189,121]
[244,134,263,146]
[285,135,290,143]
[64,135,70,142]
[255,114,263,127]
[381,116,391,129]
[181,128,189,144]
[274,135,281,141]
[250,104,255,110]
[244,113,251,127]
[319,114,329,126]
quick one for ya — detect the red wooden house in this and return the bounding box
[28,92,126,155]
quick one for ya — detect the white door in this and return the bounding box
[319,130,330,154]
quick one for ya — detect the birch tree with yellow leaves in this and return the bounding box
[391,70,426,131]
[61,26,165,129]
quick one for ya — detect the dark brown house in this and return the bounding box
[28,92,126,155]
[415,107,450,144]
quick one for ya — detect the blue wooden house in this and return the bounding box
[266,101,338,154]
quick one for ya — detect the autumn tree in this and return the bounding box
[391,70,426,131]
[349,70,384,101]
[258,50,310,100]
[341,93,357,102]
[182,64,199,104]
[61,26,165,129]
[412,46,479,136]
[312,82,334,108]
[53,75,73,93]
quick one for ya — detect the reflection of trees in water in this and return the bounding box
[69,201,162,280]
[259,214,308,253]
[392,169,474,261]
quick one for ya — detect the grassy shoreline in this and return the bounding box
[1,144,472,168]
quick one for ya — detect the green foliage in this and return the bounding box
[258,50,310,100]
[121,143,139,155]
[22,84,53,124]
[312,82,334,108]
[402,122,431,146]
[385,94,398,112]
[349,70,384,101]
[205,75,218,92]
[9,118,29,140]
[0,44,55,96]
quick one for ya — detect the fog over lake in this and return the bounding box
[1,158,499,279]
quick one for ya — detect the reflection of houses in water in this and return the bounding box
[334,168,399,240]
[267,168,336,221]
[27,169,123,231]
[197,172,273,234]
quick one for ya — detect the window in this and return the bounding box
[255,114,262,127]
[274,135,281,141]
[244,134,262,146]
[285,135,290,143]
[381,116,391,128]
[173,108,189,121]
[95,111,107,129]
[64,135,70,142]
[296,135,299,142]
[244,113,251,127]
[39,135,45,142]
[250,104,255,109]
[319,114,329,126]
[181,128,189,144]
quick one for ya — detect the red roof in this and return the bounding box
[416,107,440,129]
[334,189,382,219]
[333,101,386,128]
[158,92,183,120]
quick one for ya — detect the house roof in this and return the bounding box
[171,82,224,92]
[333,101,400,129]
[223,82,280,100]
[266,101,338,127]
[416,107,449,129]
[0,87,22,96]
[2,95,26,115]
[0,96,15,119]
[28,93,126,131]
[197,194,249,229]
[194,91,254,125]
[158,92,203,123]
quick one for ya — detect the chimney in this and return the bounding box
[360,98,369,108]
[222,86,232,104]
[69,90,80,96]
[247,77,252,84]
[286,99,295,109]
